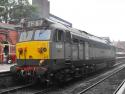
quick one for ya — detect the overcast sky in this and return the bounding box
[29,0,125,41]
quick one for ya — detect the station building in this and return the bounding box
[0,23,18,63]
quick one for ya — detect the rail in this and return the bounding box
[33,87,54,94]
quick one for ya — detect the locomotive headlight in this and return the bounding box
[39,60,45,66]
[42,48,47,52]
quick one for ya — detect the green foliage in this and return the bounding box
[0,0,36,23]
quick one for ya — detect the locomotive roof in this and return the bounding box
[20,18,112,46]
[49,20,109,45]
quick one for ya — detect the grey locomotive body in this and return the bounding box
[48,22,115,72]
[11,19,116,83]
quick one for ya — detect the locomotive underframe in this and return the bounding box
[11,58,115,83]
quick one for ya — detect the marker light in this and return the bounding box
[39,60,45,66]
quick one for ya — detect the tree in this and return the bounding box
[0,0,36,24]
[0,0,16,23]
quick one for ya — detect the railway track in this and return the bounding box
[0,71,12,77]
[4,61,125,94]
[0,71,15,90]
[0,82,58,94]
[76,63,125,94]
[28,60,125,94]
[0,71,38,94]
[45,60,125,94]
[0,83,34,94]
[0,58,124,94]
[32,87,56,94]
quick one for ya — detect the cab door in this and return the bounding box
[52,29,64,59]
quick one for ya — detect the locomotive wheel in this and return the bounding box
[74,68,82,78]
[44,72,54,86]
[54,71,65,83]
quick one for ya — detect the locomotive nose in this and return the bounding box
[16,41,50,60]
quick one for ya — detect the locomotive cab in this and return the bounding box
[16,29,71,65]
[16,29,51,66]
[11,19,73,81]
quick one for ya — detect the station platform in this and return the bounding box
[0,64,15,73]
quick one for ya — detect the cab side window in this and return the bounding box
[73,38,79,43]
[54,29,64,42]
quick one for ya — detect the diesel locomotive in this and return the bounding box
[10,18,116,83]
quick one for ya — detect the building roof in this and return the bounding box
[0,23,16,30]
[114,41,125,49]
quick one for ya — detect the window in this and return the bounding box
[19,31,34,42]
[73,38,79,43]
[34,29,51,40]
[79,40,84,44]
[65,31,71,42]
[19,29,51,42]
[54,29,64,42]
